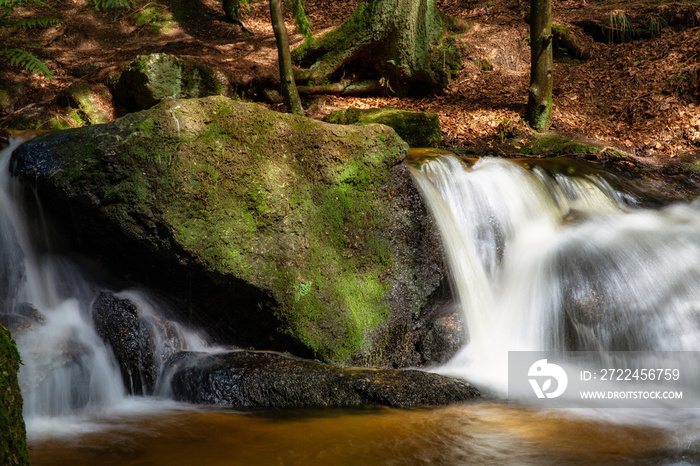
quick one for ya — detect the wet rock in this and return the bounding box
[15,302,45,323]
[114,53,230,110]
[0,315,36,337]
[166,350,479,408]
[91,292,157,395]
[326,107,442,148]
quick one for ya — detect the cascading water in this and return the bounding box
[409,152,700,394]
[0,138,210,423]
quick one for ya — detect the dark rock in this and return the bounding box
[326,107,442,148]
[166,350,479,408]
[15,302,45,323]
[91,291,157,395]
[0,314,36,337]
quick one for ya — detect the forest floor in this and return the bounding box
[1,0,699,169]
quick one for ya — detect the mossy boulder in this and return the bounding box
[0,325,30,466]
[11,96,451,366]
[114,53,231,110]
[56,82,111,126]
[326,107,442,148]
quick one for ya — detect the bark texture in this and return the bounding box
[293,0,452,97]
[270,0,304,115]
[526,0,553,132]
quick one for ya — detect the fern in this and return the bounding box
[86,0,134,11]
[0,48,52,77]
[9,17,60,30]
[0,0,60,78]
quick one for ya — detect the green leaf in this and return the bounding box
[0,48,53,78]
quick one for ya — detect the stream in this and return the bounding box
[3,139,700,465]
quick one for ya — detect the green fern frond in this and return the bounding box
[86,0,134,11]
[0,0,51,9]
[0,48,52,78]
[9,17,60,30]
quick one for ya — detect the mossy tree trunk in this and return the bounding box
[526,0,553,132]
[0,326,29,466]
[292,0,453,97]
[222,0,241,23]
[270,0,304,115]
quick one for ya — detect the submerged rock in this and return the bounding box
[11,96,451,367]
[166,350,479,408]
[92,292,157,395]
[326,107,442,148]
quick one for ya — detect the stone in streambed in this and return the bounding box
[166,350,479,408]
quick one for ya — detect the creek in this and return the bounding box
[2,139,700,464]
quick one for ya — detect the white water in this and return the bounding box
[0,138,212,430]
[410,155,700,394]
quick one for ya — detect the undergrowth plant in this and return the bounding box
[605,10,634,43]
[0,0,60,78]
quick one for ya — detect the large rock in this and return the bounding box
[10,96,452,367]
[0,325,30,466]
[326,107,442,148]
[114,53,230,110]
[91,292,157,395]
[166,350,479,408]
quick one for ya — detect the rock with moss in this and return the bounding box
[326,107,442,148]
[57,82,111,126]
[114,53,231,110]
[11,96,453,367]
[0,325,30,466]
[167,350,479,408]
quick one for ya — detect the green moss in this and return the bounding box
[551,24,571,36]
[0,325,29,466]
[326,107,442,148]
[518,133,625,158]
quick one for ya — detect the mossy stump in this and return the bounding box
[326,107,442,148]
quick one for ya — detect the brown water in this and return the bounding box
[29,401,689,466]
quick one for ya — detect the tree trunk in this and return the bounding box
[292,0,454,97]
[526,0,553,132]
[270,0,304,115]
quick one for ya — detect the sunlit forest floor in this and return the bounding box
[1,0,699,168]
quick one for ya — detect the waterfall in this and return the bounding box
[410,153,700,393]
[0,138,210,421]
